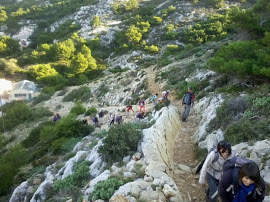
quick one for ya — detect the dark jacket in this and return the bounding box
[219,158,265,202]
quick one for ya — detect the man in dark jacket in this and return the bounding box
[181,87,195,122]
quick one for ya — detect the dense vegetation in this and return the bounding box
[98,123,142,164]
[0,112,94,196]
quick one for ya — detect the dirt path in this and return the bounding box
[145,67,205,201]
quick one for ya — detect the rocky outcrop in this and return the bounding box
[111,106,184,201]
[193,94,224,148]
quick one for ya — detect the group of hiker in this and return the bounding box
[198,140,266,202]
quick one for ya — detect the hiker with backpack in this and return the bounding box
[109,113,115,126]
[136,111,144,120]
[181,87,195,122]
[199,141,236,202]
[53,113,61,122]
[138,99,146,113]
[126,105,134,112]
[162,90,169,101]
[150,93,158,105]
[115,115,122,124]
[219,157,265,202]
[92,116,99,127]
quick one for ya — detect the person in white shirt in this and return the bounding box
[199,140,236,202]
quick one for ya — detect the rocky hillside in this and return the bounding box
[0,0,270,201]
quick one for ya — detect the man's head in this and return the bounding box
[188,87,192,92]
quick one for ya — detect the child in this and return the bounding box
[138,99,146,113]
[219,160,265,202]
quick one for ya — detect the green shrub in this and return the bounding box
[207,97,250,133]
[182,14,229,44]
[151,16,162,25]
[63,86,92,102]
[22,121,53,148]
[53,161,91,192]
[154,99,170,111]
[40,115,94,143]
[32,92,52,105]
[85,107,98,116]
[70,102,86,115]
[96,83,109,97]
[164,44,181,56]
[144,44,159,53]
[225,119,270,145]
[92,16,102,27]
[0,102,51,132]
[0,58,22,76]
[0,35,20,56]
[98,123,142,163]
[208,39,270,79]
[0,144,28,195]
[90,177,131,200]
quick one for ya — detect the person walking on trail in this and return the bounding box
[136,111,144,120]
[162,90,169,101]
[109,113,115,126]
[53,113,61,122]
[98,111,104,118]
[199,141,235,202]
[92,116,99,127]
[219,158,265,202]
[126,105,134,112]
[181,87,195,122]
[150,94,158,105]
[138,99,146,113]
[115,115,122,124]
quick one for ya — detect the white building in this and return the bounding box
[9,80,39,101]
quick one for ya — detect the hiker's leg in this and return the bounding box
[206,173,219,202]
[183,104,191,120]
[182,105,188,121]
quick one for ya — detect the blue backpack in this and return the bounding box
[183,92,193,105]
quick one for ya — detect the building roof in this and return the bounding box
[13,80,37,92]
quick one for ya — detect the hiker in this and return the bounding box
[162,90,169,101]
[136,112,144,120]
[53,113,61,122]
[126,105,134,112]
[115,115,122,124]
[199,141,235,202]
[138,99,146,113]
[109,113,115,126]
[219,158,265,202]
[150,93,158,105]
[82,119,88,125]
[98,111,104,118]
[181,87,195,122]
[92,116,99,127]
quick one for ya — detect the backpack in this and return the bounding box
[195,146,219,174]
[222,156,254,195]
[183,92,193,105]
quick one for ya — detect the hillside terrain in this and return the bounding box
[0,0,270,201]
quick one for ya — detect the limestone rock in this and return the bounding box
[162,184,177,198]
[9,181,29,202]
[177,164,192,173]
[144,175,153,182]
[109,194,129,202]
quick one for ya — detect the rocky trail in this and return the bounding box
[145,66,205,201]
